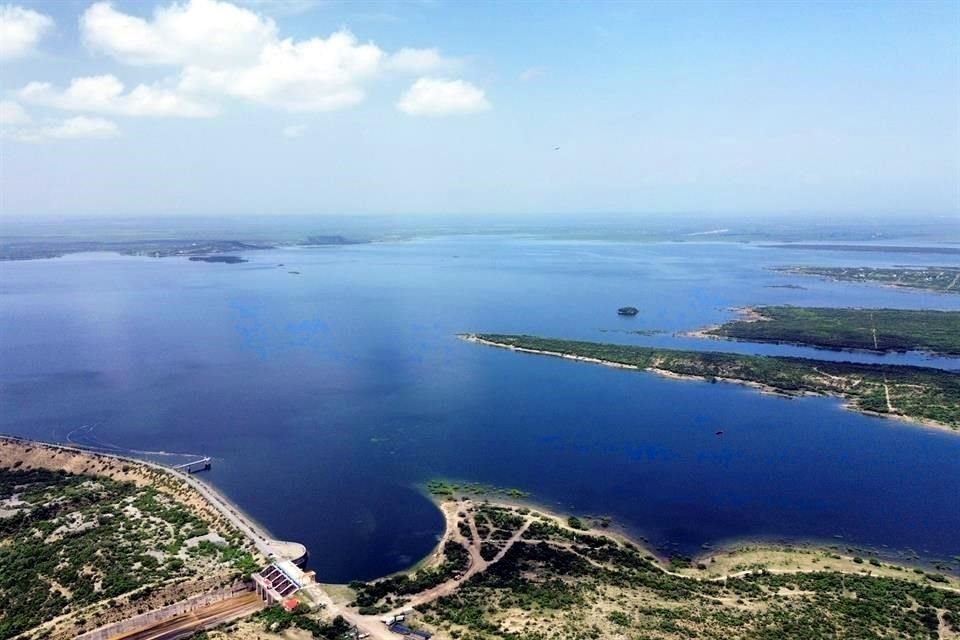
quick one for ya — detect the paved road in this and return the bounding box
[175,467,282,559]
[110,593,263,640]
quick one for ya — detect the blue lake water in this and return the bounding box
[1,237,959,581]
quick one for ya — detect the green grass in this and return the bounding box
[706,306,960,355]
[472,334,960,430]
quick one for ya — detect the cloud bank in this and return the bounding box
[2,114,119,142]
[0,4,53,60]
[19,75,216,117]
[5,0,490,142]
[72,0,484,115]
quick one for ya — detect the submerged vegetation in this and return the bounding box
[776,266,960,294]
[426,479,529,500]
[704,306,960,355]
[468,334,960,430]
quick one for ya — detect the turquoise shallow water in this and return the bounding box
[1,237,958,581]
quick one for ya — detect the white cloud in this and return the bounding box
[178,30,382,111]
[81,0,276,67]
[0,4,53,61]
[5,116,119,142]
[65,0,487,115]
[385,47,459,73]
[0,100,30,124]
[281,124,305,138]
[18,75,216,118]
[396,77,490,116]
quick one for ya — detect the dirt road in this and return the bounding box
[381,502,532,619]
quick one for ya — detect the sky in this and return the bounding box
[0,0,958,219]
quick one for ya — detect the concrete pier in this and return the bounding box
[173,456,212,473]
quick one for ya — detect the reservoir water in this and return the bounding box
[1,237,958,581]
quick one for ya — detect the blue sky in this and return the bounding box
[0,0,957,218]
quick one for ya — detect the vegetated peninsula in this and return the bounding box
[0,436,264,640]
[762,244,960,255]
[463,334,960,432]
[775,265,960,294]
[340,498,960,640]
[696,306,960,355]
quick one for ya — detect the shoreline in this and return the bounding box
[684,305,960,358]
[772,266,960,296]
[9,431,955,585]
[414,487,960,582]
[0,435,276,640]
[0,434,295,562]
[684,327,956,359]
[461,334,959,434]
[5,432,958,640]
[372,495,960,593]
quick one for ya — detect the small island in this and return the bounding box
[462,333,960,431]
[617,306,639,316]
[300,235,368,246]
[696,306,960,356]
[188,255,247,264]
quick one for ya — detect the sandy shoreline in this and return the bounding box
[5,432,958,640]
[417,495,960,591]
[0,434,286,558]
[461,334,957,434]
